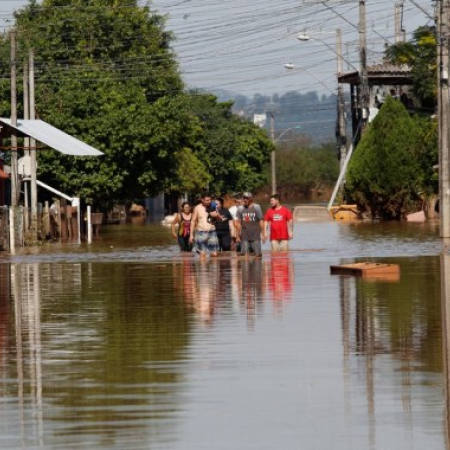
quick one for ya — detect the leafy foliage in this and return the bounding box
[384,26,436,110]
[0,0,271,209]
[180,92,272,195]
[276,142,339,198]
[345,97,437,219]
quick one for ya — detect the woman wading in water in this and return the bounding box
[171,202,193,252]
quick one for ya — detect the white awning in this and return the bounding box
[0,118,103,156]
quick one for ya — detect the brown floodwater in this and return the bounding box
[0,219,449,449]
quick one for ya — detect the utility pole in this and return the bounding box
[29,49,38,237]
[270,112,276,194]
[10,30,18,208]
[336,28,343,77]
[438,0,450,238]
[337,87,347,175]
[336,28,347,178]
[395,3,406,43]
[23,59,29,230]
[359,0,369,128]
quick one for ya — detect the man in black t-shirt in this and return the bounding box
[214,197,235,251]
[235,192,265,257]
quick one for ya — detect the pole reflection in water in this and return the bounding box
[0,235,448,449]
[338,255,443,450]
[5,264,44,448]
[442,248,450,450]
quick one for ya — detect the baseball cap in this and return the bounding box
[242,192,253,199]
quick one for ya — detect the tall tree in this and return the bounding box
[345,97,424,219]
[184,92,272,194]
[384,25,436,110]
[0,0,271,209]
[2,0,183,209]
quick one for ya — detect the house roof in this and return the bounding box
[0,119,103,156]
[338,63,413,86]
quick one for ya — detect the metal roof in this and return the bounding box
[338,63,413,86]
[0,118,103,156]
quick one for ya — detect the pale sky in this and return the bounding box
[0,1,435,98]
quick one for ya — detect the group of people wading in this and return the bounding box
[171,191,293,258]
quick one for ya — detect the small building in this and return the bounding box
[338,63,413,138]
[0,118,103,206]
[0,118,103,247]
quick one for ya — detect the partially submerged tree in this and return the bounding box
[345,96,437,219]
[0,0,270,209]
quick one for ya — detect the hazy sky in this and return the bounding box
[0,1,435,98]
[149,0,434,97]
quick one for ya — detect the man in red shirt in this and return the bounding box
[263,194,293,251]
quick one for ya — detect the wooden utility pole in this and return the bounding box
[438,0,450,238]
[10,30,18,208]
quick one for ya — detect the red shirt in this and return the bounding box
[264,206,293,240]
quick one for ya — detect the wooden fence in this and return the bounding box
[0,200,88,251]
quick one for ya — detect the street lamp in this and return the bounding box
[296,32,359,74]
[297,29,369,211]
[270,125,301,195]
[274,126,301,143]
[284,63,336,95]
[298,31,368,117]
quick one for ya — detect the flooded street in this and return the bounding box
[1,220,449,449]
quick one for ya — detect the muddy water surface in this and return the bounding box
[0,220,448,449]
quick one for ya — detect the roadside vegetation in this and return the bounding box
[0,2,439,217]
[0,0,272,211]
[346,97,437,219]
[274,140,339,201]
[345,25,438,219]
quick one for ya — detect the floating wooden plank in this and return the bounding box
[330,262,400,281]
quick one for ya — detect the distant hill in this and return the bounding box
[208,89,345,144]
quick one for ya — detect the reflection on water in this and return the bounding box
[0,221,449,449]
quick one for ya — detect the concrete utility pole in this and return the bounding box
[438,0,450,238]
[29,49,38,236]
[10,30,18,208]
[336,28,343,77]
[395,3,406,43]
[270,112,276,194]
[337,87,347,175]
[23,60,29,230]
[336,29,347,178]
[359,0,369,126]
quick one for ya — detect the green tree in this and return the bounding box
[1,0,271,210]
[346,97,424,219]
[181,92,272,194]
[384,25,436,109]
[2,0,184,209]
[276,142,339,198]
